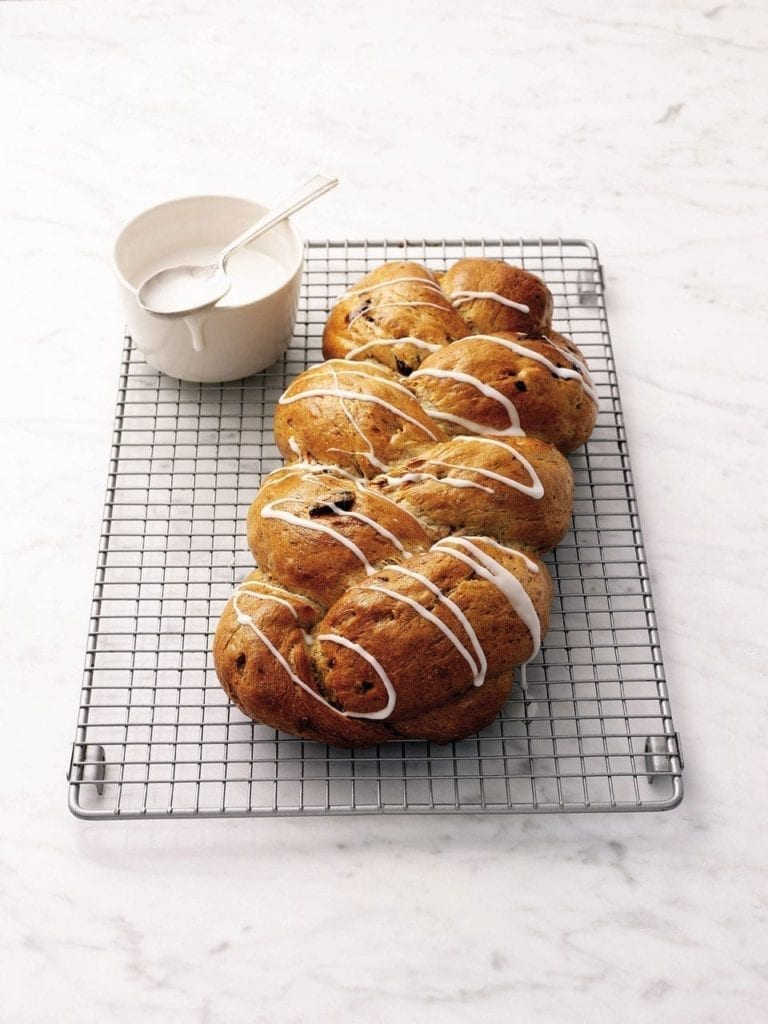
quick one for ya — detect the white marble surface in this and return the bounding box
[1,1,767,1020]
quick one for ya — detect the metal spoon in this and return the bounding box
[137,174,338,316]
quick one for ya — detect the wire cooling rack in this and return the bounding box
[68,238,683,818]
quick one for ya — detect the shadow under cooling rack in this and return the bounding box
[68,238,683,818]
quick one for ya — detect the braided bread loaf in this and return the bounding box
[213,258,598,747]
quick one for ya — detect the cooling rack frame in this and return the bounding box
[68,237,683,819]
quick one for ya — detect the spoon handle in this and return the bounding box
[219,174,338,265]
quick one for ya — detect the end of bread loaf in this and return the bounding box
[374,435,574,550]
[408,331,598,454]
[323,261,469,374]
[214,542,552,747]
[438,258,553,336]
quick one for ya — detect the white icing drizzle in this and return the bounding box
[358,481,425,529]
[232,536,541,724]
[280,463,426,531]
[541,335,591,379]
[270,461,360,482]
[366,582,481,682]
[275,461,420,516]
[383,470,493,495]
[234,585,393,721]
[433,536,541,667]
[469,334,598,405]
[260,464,414,569]
[280,362,439,473]
[235,581,300,620]
[237,529,543,723]
[420,457,538,498]
[349,300,452,324]
[318,362,417,400]
[261,498,376,574]
[233,589,332,705]
[324,356,396,375]
[287,435,301,456]
[346,336,444,360]
[297,473,413,558]
[474,535,540,574]
[410,365,523,434]
[450,290,530,315]
[385,564,488,687]
[417,408,526,438]
[326,366,391,473]
[446,436,545,498]
[541,334,600,408]
[316,633,396,719]
[326,505,412,557]
[245,578,312,601]
[279,382,440,440]
[344,276,444,298]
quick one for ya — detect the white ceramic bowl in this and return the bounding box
[113,195,304,382]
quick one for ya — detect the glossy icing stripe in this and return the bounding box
[450,289,530,315]
[324,503,412,557]
[344,276,444,297]
[270,462,361,482]
[349,300,453,324]
[410,365,522,431]
[326,366,391,472]
[383,469,493,494]
[233,592,343,715]
[317,362,418,400]
[234,589,394,720]
[272,461,431,531]
[444,437,545,498]
[386,564,488,687]
[418,407,526,438]
[288,468,418,557]
[316,633,397,719]
[295,468,424,530]
[422,457,543,498]
[279,386,440,440]
[366,582,480,682]
[346,336,444,360]
[434,537,541,660]
[235,583,299,620]
[260,499,376,574]
[468,333,598,405]
[473,535,540,574]
[542,334,600,408]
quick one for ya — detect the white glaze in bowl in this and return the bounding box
[113,195,303,382]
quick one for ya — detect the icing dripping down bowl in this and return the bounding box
[113,195,304,382]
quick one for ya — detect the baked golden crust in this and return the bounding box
[374,435,574,550]
[439,258,553,336]
[408,332,598,454]
[323,261,469,375]
[213,571,378,747]
[273,359,446,476]
[246,465,432,607]
[315,544,551,722]
[214,546,552,747]
[213,257,598,748]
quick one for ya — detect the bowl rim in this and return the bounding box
[112,193,305,307]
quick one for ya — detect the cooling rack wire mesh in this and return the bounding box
[68,238,683,818]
